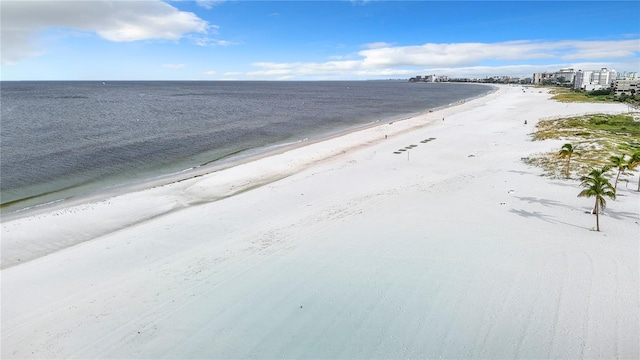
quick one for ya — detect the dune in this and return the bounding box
[1,85,638,359]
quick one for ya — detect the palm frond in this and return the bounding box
[577,189,594,198]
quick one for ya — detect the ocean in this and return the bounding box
[0,81,491,215]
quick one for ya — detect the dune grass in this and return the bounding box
[549,88,614,103]
[525,113,640,179]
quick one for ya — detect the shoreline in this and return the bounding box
[1,84,496,222]
[1,81,492,217]
[2,84,637,359]
[1,85,498,269]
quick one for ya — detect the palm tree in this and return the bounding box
[609,154,629,193]
[628,151,640,192]
[583,166,611,214]
[558,143,578,179]
[578,167,616,231]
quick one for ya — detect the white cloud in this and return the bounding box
[362,42,394,49]
[190,36,236,47]
[248,61,634,80]
[245,39,639,79]
[248,61,361,77]
[359,41,546,68]
[356,40,640,69]
[202,70,243,77]
[163,63,186,69]
[558,40,639,60]
[1,0,209,65]
[196,0,225,9]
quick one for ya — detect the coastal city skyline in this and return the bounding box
[1,0,639,81]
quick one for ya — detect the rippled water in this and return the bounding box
[1,81,491,213]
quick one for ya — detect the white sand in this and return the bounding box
[1,85,638,359]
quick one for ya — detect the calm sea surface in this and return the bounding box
[1,81,491,214]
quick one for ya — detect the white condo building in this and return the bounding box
[556,68,576,84]
[574,68,617,91]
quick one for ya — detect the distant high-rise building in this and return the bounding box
[574,70,593,90]
[556,68,575,84]
[594,68,617,86]
[574,68,617,90]
[424,74,436,82]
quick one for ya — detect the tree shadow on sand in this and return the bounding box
[509,208,592,230]
[517,192,637,221]
[602,208,639,221]
[515,196,575,210]
[547,180,581,189]
[509,208,554,223]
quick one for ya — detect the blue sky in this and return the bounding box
[1,0,639,80]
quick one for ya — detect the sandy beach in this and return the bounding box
[1,85,638,358]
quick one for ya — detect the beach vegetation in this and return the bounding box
[550,87,612,103]
[526,113,640,179]
[578,167,616,231]
[548,87,640,108]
